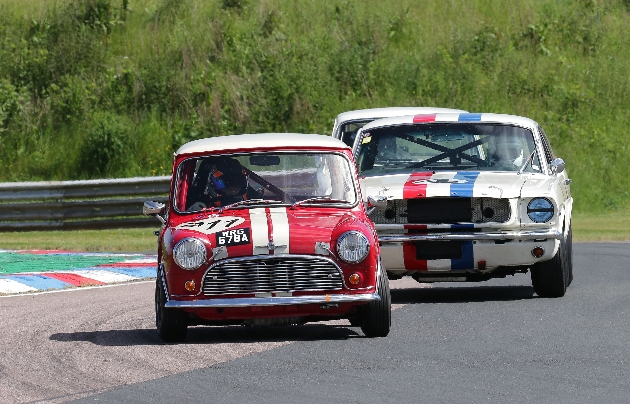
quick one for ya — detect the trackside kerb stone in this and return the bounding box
[0,251,157,295]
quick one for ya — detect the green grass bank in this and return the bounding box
[1,0,629,214]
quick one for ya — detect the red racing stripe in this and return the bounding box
[403,243,427,270]
[41,272,105,286]
[413,114,437,123]
[403,173,432,268]
[403,172,434,199]
[403,224,428,270]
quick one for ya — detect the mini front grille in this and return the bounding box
[202,256,344,296]
[371,198,511,224]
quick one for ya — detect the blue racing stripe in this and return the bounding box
[5,274,72,290]
[451,223,475,230]
[451,241,474,270]
[458,113,482,122]
[450,172,480,197]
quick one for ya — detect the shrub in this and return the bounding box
[0,79,22,131]
[77,111,132,178]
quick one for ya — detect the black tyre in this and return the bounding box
[155,275,188,342]
[566,224,574,286]
[531,223,572,298]
[360,269,391,337]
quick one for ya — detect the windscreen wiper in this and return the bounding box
[213,199,284,213]
[290,197,349,210]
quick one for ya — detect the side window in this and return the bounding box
[357,133,377,173]
[538,126,554,165]
[341,130,357,147]
[340,120,372,147]
[175,160,196,211]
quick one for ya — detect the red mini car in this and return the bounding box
[144,133,390,342]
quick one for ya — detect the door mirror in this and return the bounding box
[550,158,565,174]
[367,195,388,210]
[143,201,166,224]
[366,195,388,215]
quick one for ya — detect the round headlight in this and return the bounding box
[173,238,207,270]
[337,231,370,264]
[527,198,554,223]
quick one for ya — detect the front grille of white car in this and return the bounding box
[202,255,344,296]
[470,198,511,223]
[371,197,511,224]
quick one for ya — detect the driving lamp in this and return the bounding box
[337,231,370,264]
[173,238,207,270]
[527,198,554,223]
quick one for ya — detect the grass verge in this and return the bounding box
[0,211,627,253]
[0,228,159,253]
[572,211,630,242]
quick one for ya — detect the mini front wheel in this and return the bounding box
[155,275,188,342]
[360,269,391,337]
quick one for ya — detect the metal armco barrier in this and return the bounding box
[0,176,170,231]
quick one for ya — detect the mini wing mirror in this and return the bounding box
[143,201,166,224]
[550,158,565,174]
[366,195,388,215]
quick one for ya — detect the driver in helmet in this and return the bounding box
[488,136,524,169]
[186,157,254,210]
[206,157,250,207]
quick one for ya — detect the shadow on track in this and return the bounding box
[49,285,535,346]
[391,284,535,304]
[49,323,361,347]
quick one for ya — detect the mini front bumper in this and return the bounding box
[378,229,561,243]
[165,292,381,308]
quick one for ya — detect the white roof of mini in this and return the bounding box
[175,133,348,155]
[334,107,468,125]
[359,113,539,133]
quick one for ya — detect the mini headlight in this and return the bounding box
[527,198,554,223]
[173,238,207,270]
[336,231,370,264]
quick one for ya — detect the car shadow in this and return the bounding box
[49,286,535,346]
[391,284,536,304]
[49,323,361,347]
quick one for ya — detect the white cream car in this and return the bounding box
[352,112,573,298]
[332,107,467,147]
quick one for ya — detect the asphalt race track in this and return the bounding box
[0,243,628,403]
